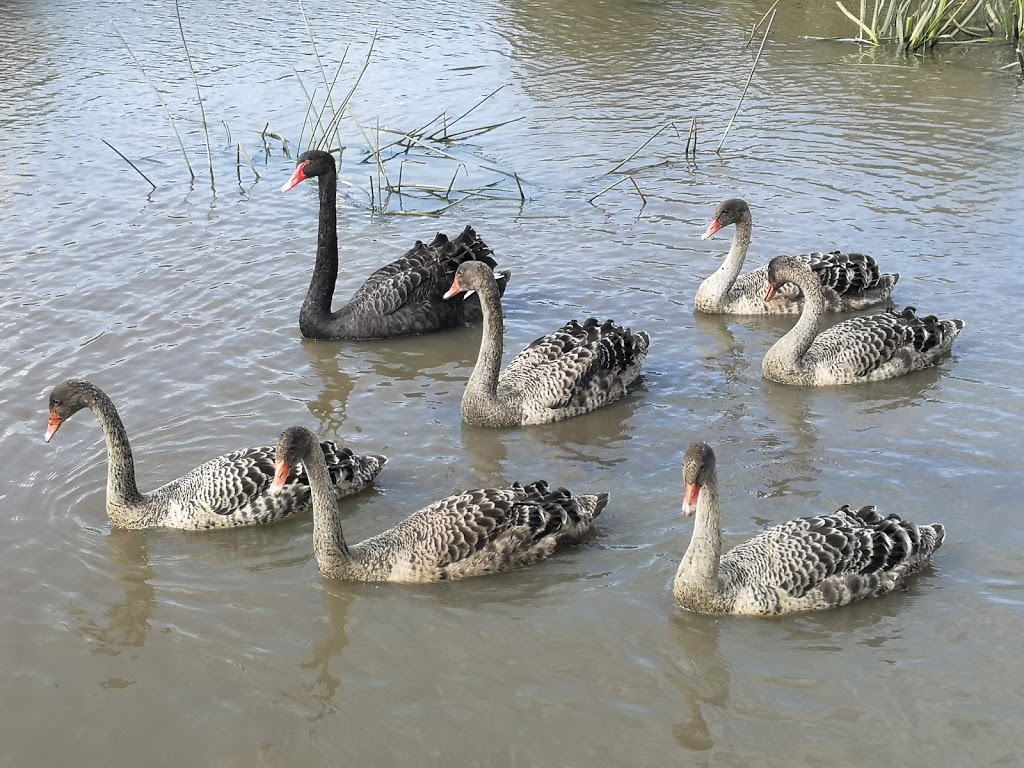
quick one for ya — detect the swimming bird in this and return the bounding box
[697,198,898,314]
[44,379,386,530]
[761,255,964,385]
[674,442,945,616]
[282,149,510,340]
[272,425,608,582]
[443,260,650,427]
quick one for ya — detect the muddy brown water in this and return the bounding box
[2,0,1023,765]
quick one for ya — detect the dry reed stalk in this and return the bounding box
[102,139,156,189]
[445,163,467,198]
[425,85,508,141]
[608,122,678,174]
[685,116,698,159]
[306,54,349,152]
[298,0,338,129]
[317,30,377,152]
[261,123,291,159]
[174,0,214,187]
[111,22,195,181]
[746,1,780,46]
[238,144,260,180]
[587,175,646,206]
[717,8,776,154]
[442,116,526,142]
[291,68,317,153]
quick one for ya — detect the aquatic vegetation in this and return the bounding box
[836,0,1023,51]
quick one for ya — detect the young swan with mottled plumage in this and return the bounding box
[271,426,609,582]
[761,255,964,385]
[443,260,650,427]
[697,198,899,315]
[44,379,386,530]
[674,442,945,616]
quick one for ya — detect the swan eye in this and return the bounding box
[52,398,61,407]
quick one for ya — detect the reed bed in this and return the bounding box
[109,6,524,210]
[295,41,526,216]
[836,0,1023,51]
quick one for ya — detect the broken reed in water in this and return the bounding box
[836,0,1023,50]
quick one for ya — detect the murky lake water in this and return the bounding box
[3,0,1024,764]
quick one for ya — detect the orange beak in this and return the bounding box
[682,480,700,517]
[280,161,309,193]
[443,274,463,300]
[764,282,778,302]
[270,460,291,494]
[701,218,723,241]
[44,413,63,443]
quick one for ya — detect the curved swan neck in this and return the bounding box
[769,263,826,368]
[464,277,505,409]
[304,440,353,575]
[86,390,145,511]
[676,476,723,593]
[704,218,753,296]
[300,166,340,334]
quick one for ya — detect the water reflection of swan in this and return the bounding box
[302,327,469,433]
[666,614,728,752]
[691,312,754,385]
[70,529,155,655]
[303,345,357,433]
[283,583,356,723]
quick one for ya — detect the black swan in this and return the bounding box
[282,150,510,340]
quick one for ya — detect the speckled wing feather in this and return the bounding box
[502,318,650,410]
[806,251,889,294]
[156,441,386,526]
[724,505,945,601]
[367,481,608,576]
[813,306,964,378]
[743,252,894,304]
[346,226,503,317]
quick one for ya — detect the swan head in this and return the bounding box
[444,260,496,301]
[682,442,716,517]
[701,198,752,240]
[45,379,102,443]
[271,426,321,494]
[764,255,810,302]
[281,150,338,192]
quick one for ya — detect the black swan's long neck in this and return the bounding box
[300,167,340,337]
[464,278,505,409]
[304,440,353,576]
[676,474,723,596]
[773,263,826,366]
[88,391,145,512]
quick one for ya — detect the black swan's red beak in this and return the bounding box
[701,218,724,240]
[270,460,291,494]
[45,412,63,443]
[443,275,464,300]
[281,162,309,192]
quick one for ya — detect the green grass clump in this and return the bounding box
[836,0,1022,50]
